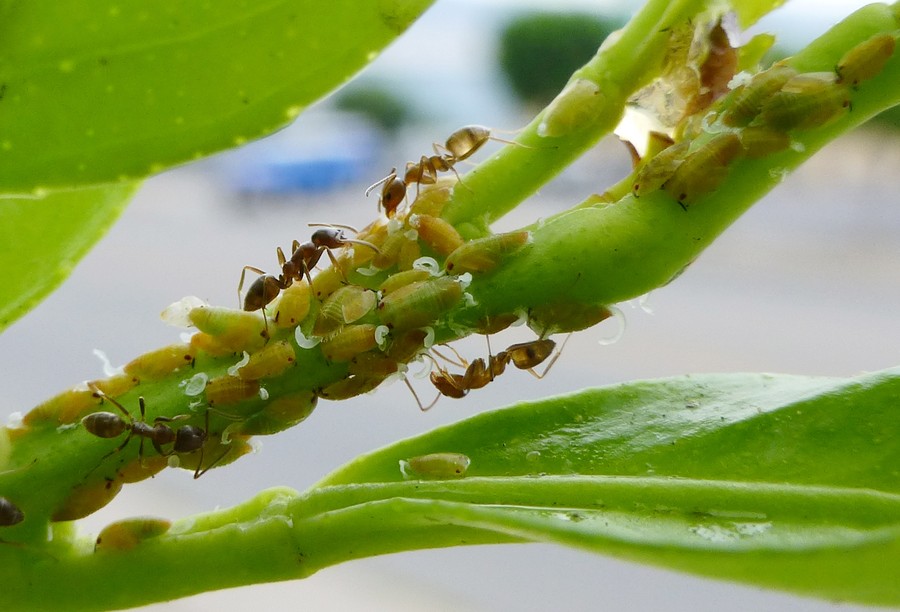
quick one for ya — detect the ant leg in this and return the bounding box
[238,266,267,309]
[404,376,440,412]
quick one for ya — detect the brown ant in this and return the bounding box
[238,224,379,335]
[366,125,524,216]
[81,386,210,479]
[422,336,568,410]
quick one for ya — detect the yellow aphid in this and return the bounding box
[664,133,743,206]
[317,374,384,400]
[377,276,463,330]
[124,344,196,381]
[722,64,797,127]
[409,214,464,256]
[24,387,98,426]
[372,229,408,269]
[205,375,260,407]
[528,302,613,336]
[117,456,168,483]
[52,477,124,521]
[472,313,521,335]
[757,72,850,132]
[397,237,422,270]
[444,231,531,274]
[274,282,313,329]
[189,306,267,353]
[95,517,171,552]
[348,352,400,378]
[402,452,471,479]
[379,269,432,294]
[236,340,296,380]
[238,391,317,435]
[836,32,896,87]
[320,324,379,363]
[631,141,690,198]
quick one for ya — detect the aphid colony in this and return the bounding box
[10,121,576,523]
[629,32,896,208]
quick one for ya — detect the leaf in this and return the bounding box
[0,0,433,195]
[308,368,900,606]
[0,184,135,331]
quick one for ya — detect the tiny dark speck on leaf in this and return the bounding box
[99,57,108,66]
[0,83,6,100]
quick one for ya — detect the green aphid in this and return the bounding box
[757,72,851,132]
[722,64,797,127]
[631,141,691,198]
[664,133,743,207]
[835,32,896,88]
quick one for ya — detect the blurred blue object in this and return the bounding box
[215,110,384,195]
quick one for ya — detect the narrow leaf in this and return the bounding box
[0,184,136,331]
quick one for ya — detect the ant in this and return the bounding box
[81,386,210,479]
[422,336,568,410]
[367,125,523,216]
[238,224,379,335]
[0,497,24,527]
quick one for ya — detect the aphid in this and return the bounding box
[235,340,296,380]
[53,477,124,521]
[23,387,97,426]
[273,281,313,329]
[409,214,464,257]
[236,391,317,436]
[81,388,208,476]
[528,302,613,336]
[319,324,379,363]
[401,452,471,479]
[722,64,798,127]
[317,373,385,400]
[631,141,691,198]
[124,344,196,381]
[835,32,896,88]
[757,72,851,132]
[445,231,531,274]
[313,285,378,336]
[205,375,260,407]
[739,125,792,158]
[189,305,268,355]
[664,133,743,207]
[379,269,433,295]
[365,168,408,217]
[0,497,24,527]
[377,275,464,331]
[95,517,171,552]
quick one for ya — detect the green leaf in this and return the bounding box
[0,184,135,331]
[306,368,900,605]
[0,0,433,195]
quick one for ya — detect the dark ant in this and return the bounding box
[81,386,210,479]
[0,497,24,527]
[367,125,523,216]
[238,224,380,335]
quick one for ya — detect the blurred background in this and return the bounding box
[3,0,900,609]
